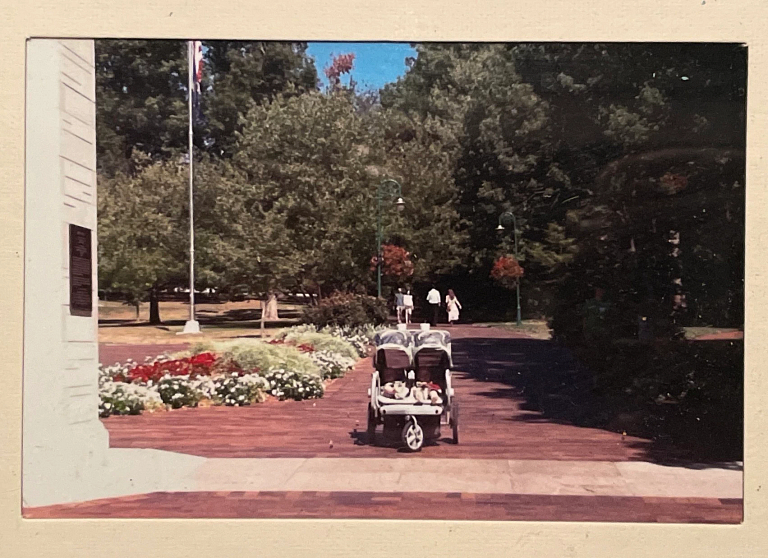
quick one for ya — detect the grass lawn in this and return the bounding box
[683,326,743,340]
[98,300,301,344]
[473,320,552,340]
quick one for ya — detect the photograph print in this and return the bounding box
[22,39,744,522]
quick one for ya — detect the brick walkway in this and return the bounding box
[101,326,680,461]
[24,490,741,523]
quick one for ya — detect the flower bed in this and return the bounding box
[275,323,375,358]
[98,326,373,417]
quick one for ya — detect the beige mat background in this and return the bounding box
[1,0,766,556]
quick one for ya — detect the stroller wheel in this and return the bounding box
[450,401,459,444]
[402,418,424,451]
[367,403,376,444]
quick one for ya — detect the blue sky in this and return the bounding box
[306,42,417,91]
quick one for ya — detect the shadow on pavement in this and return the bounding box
[451,336,741,467]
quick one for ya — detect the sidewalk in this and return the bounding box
[189,457,743,499]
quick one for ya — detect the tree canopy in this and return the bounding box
[95,41,745,334]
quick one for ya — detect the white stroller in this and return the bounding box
[367,327,459,451]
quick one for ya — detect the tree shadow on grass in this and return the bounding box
[451,336,742,466]
[99,307,301,329]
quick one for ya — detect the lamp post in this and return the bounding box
[497,211,522,327]
[376,179,405,298]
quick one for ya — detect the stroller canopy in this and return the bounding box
[374,330,412,348]
[414,330,450,348]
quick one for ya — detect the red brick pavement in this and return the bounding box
[23,491,741,523]
[101,325,674,461]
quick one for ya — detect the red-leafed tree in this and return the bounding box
[490,255,524,290]
[371,244,415,280]
[324,53,355,89]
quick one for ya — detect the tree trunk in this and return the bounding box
[260,298,266,337]
[149,287,161,325]
[134,302,141,321]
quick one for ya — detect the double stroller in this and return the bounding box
[367,327,459,451]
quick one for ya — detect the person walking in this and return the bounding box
[445,289,462,326]
[403,289,414,325]
[426,286,441,326]
[395,288,405,324]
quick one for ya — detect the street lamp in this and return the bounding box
[376,179,405,298]
[497,211,522,327]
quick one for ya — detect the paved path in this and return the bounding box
[24,490,741,522]
[102,326,676,461]
[73,325,742,522]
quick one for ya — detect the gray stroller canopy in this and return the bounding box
[374,330,412,347]
[414,330,450,348]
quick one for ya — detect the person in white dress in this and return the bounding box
[403,289,414,325]
[445,289,462,325]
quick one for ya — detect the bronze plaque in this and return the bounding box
[69,224,92,317]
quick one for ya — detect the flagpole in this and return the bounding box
[181,40,200,334]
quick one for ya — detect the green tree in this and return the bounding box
[232,91,382,297]
[98,154,247,323]
[202,41,318,158]
[95,40,319,175]
[382,44,579,315]
[95,40,187,176]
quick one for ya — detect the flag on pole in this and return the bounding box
[191,41,204,122]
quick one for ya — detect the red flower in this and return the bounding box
[297,343,315,353]
[190,352,216,365]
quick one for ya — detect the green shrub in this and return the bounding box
[303,293,388,328]
[280,331,358,360]
[99,382,148,417]
[263,368,324,401]
[209,373,270,406]
[156,377,200,409]
[217,340,321,377]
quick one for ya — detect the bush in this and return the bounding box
[323,325,376,357]
[558,338,743,461]
[263,369,324,401]
[277,330,359,360]
[99,382,163,417]
[195,372,270,406]
[217,340,321,377]
[308,350,357,379]
[156,376,201,409]
[303,293,388,329]
[276,324,374,357]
